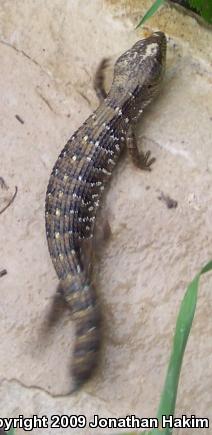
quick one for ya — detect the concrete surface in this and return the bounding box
[0,0,212,434]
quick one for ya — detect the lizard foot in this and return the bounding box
[137,150,156,171]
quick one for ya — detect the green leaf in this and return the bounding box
[136,0,165,28]
[188,0,212,24]
[115,260,212,435]
[149,260,212,435]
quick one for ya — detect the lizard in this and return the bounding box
[45,31,167,390]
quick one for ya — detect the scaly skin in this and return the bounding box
[45,31,167,388]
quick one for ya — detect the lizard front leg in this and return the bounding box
[126,126,155,171]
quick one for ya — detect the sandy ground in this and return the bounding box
[0,0,212,434]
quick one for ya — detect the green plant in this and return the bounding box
[116,260,212,435]
[189,0,212,23]
[4,429,15,435]
[136,0,212,27]
[136,0,165,27]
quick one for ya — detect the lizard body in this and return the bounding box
[45,32,166,388]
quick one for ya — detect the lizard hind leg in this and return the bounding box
[45,291,69,329]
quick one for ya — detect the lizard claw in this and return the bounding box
[138,150,156,171]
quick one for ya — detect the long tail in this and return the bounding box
[57,274,101,388]
[72,301,100,387]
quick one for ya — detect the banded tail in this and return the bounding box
[57,272,101,387]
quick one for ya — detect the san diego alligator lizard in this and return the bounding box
[45,31,167,389]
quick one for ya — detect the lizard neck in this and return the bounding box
[105,84,147,124]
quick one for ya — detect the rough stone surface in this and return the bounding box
[0,0,212,434]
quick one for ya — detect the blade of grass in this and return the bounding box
[136,0,165,28]
[116,260,212,435]
[155,260,212,435]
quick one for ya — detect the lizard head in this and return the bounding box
[110,32,166,111]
